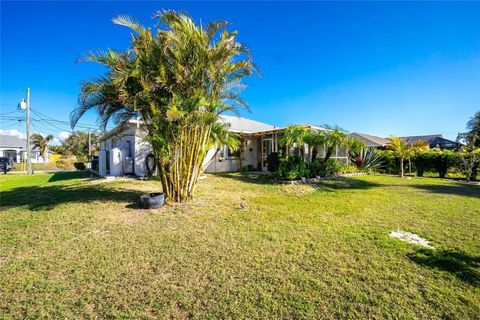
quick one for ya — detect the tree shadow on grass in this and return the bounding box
[213,172,277,185]
[315,177,381,191]
[408,248,480,287]
[217,173,381,191]
[0,184,143,211]
[48,171,97,183]
[408,182,480,199]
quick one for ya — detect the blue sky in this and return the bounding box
[1,1,479,143]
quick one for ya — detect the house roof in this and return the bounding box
[400,135,443,145]
[98,115,276,142]
[349,132,390,147]
[218,115,276,134]
[0,134,40,151]
[399,135,460,149]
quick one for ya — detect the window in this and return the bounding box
[228,146,240,158]
[336,147,347,157]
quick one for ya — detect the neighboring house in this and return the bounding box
[97,115,349,177]
[349,132,390,149]
[0,134,48,163]
[400,135,461,150]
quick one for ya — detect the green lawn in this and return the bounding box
[1,172,479,319]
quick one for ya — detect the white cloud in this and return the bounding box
[58,131,71,141]
[51,137,62,146]
[0,129,25,139]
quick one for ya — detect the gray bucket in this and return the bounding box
[140,193,165,209]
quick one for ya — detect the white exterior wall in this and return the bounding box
[203,136,260,173]
[0,147,46,164]
[243,137,259,168]
[98,125,137,176]
[134,127,153,177]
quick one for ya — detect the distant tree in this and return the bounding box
[31,133,54,163]
[466,111,480,147]
[62,131,99,161]
[49,145,65,155]
[387,137,428,178]
[458,146,480,182]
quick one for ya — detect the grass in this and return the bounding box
[1,172,479,319]
[11,162,61,172]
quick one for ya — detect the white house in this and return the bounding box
[97,115,349,177]
[0,134,48,164]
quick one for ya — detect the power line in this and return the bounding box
[0,123,19,130]
[0,110,20,116]
[31,108,98,129]
[0,114,98,130]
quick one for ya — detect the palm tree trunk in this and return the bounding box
[158,124,212,203]
[399,157,404,178]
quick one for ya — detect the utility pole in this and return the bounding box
[88,129,91,157]
[25,88,33,175]
[18,88,33,174]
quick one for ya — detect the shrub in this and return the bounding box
[413,150,432,177]
[429,149,458,178]
[55,158,77,171]
[351,148,384,171]
[241,164,254,172]
[266,152,280,172]
[74,162,86,170]
[276,155,309,180]
[310,158,342,178]
[376,149,399,174]
[49,153,62,164]
[340,164,359,174]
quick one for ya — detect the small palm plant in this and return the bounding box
[387,137,428,177]
[31,133,54,164]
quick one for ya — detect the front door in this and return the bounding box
[262,139,273,171]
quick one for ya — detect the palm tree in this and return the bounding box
[31,133,54,164]
[387,137,428,178]
[279,125,309,159]
[323,127,349,162]
[203,122,241,171]
[303,130,326,161]
[71,10,256,202]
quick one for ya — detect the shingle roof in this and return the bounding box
[218,115,276,133]
[0,134,40,151]
[399,135,460,149]
[400,135,442,145]
[349,132,390,147]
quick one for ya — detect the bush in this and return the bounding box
[74,162,86,170]
[276,157,344,180]
[351,148,384,171]
[55,158,77,171]
[429,149,458,178]
[376,150,399,174]
[413,150,432,177]
[266,152,280,172]
[340,164,359,174]
[276,155,309,180]
[310,158,342,178]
